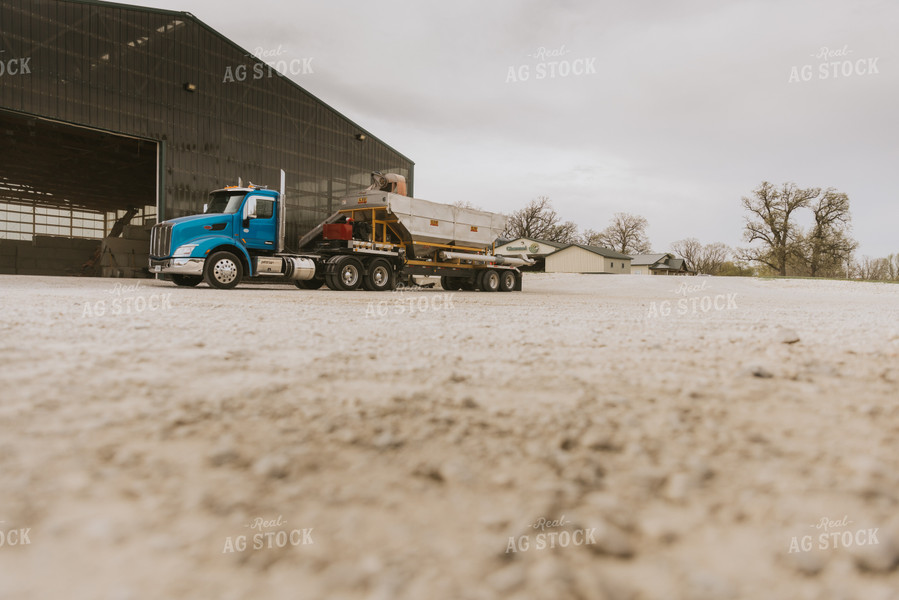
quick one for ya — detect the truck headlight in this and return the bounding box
[173,244,198,258]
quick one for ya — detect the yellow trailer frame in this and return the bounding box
[338,206,498,265]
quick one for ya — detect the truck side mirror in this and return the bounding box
[245,197,257,219]
[203,203,208,213]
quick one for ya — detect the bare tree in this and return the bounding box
[698,242,731,275]
[547,220,580,244]
[796,189,858,277]
[672,238,731,275]
[593,213,652,255]
[887,253,899,281]
[737,182,819,276]
[717,260,756,277]
[503,196,559,241]
[854,256,889,280]
[580,228,603,246]
[671,238,703,272]
[453,200,483,211]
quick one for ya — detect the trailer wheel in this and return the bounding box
[458,277,476,291]
[499,270,517,292]
[171,275,202,287]
[294,277,325,290]
[364,259,395,291]
[204,251,243,289]
[480,269,500,292]
[328,256,364,291]
[440,276,460,291]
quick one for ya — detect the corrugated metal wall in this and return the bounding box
[0,0,414,249]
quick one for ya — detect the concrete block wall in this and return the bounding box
[100,236,151,278]
[0,223,156,278]
[0,237,101,276]
[0,241,18,274]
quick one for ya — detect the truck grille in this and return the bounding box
[150,223,173,257]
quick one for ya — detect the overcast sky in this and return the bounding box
[127,0,898,258]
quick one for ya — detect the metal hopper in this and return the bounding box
[340,190,507,258]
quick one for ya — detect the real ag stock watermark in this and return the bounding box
[505,515,598,553]
[223,45,314,83]
[646,279,738,320]
[0,521,32,548]
[788,45,880,83]
[0,51,31,78]
[365,285,456,318]
[505,45,596,83]
[788,515,879,553]
[80,281,172,318]
[222,515,313,554]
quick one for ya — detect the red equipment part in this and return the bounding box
[323,223,353,241]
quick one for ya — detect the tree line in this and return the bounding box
[737,181,896,280]
[500,196,654,255]
[497,182,896,280]
[499,196,741,274]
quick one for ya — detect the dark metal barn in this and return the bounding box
[0,0,414,276]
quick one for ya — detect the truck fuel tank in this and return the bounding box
[283,256,317,281]
[255,256,283,275]
[253,256,317,281]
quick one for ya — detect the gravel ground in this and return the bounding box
[1,273,898,600]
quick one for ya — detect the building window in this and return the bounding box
[611,262,614,268]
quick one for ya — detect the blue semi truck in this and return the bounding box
[149,172,531,291]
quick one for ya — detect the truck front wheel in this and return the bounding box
[204,251,243,289]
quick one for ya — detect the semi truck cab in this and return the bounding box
[149,184,289,288]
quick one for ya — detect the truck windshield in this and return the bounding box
[205,191,246,214]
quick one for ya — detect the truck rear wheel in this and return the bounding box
[171,275,202,287]
[364,258,395,291]
[326,256,364,291]
[480,269,500,292]
[204,251,243,289]
[499,270,517,292]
